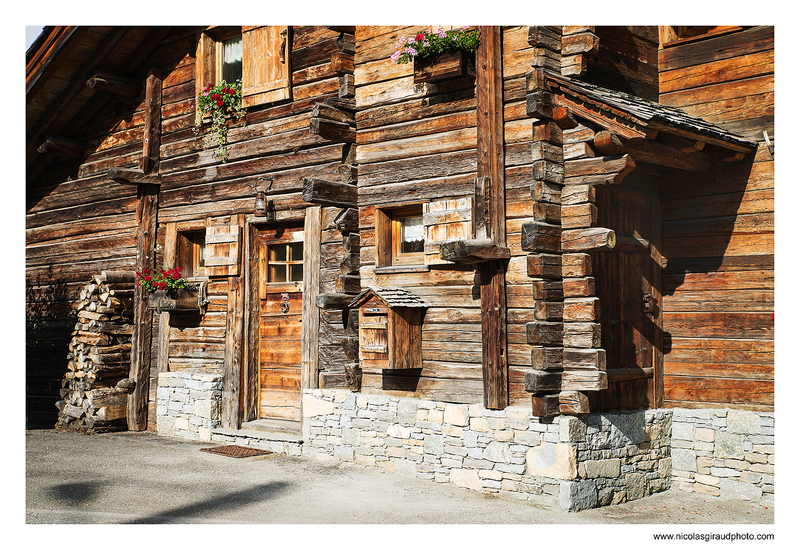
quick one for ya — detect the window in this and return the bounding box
[659,26,744,48]
[267,241,304,283]
[177,230,205,278]
[376,205,425,267]
[221,34,243,83]
[196,26,291,108]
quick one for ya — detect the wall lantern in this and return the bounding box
[255,191,267,217]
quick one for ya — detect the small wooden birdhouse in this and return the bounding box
[349,287,426,371]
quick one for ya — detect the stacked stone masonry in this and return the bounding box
[156,372,222,441]
[301,390,672,511]
[155,377,774,511]
[670,408,774,506]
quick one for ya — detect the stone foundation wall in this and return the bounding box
[670,408,774,505]
[152,377,774,510]
[301,389,672,511]
[156,372,222,441]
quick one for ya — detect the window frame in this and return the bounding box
[176,229,207,279]
[266,240,304,283]
[376,204,426,268]
[659,26,744,48]
[196,25,291,109]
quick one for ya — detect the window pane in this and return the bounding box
[269,264,287,283]
[222,35,243,83]
[269,245,287,262]
[289,242,303,261]
[400,215,424,253]
[195,234,205,268]
[289,264,304,282]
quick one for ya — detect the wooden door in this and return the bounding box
[257,225,304,422]
[590,172,662,411]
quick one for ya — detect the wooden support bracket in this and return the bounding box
[108,167,162,186]
[86,71,141,97]
[439,238,511,263]
[315,292,356,309]
[302,177,357,208]
[37,136,83,158]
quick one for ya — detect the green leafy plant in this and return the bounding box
[136,266,187,294]
[194,79,246,162]
[391,26,480,65]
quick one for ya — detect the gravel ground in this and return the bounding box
[23,429,778,543]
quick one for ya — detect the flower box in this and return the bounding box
[147,284,207,313]
[413,51,475,83]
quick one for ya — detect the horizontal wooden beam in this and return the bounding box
[107,167,161,185]
[312,102,355,125]
[525,369,562,393]
[439,238,511,263]
[315,292,356,309]
[559,391,589,414]
[310,117,355,143]
[606,367,653,383]
[564,154,636,183]
[521,221,562,253]
[613,235,650,253]
[561,227,616,252]
[607,133,714,172]
[527,253,561,279]
[561,369,607,391]
[86,71,141,97]
[37,136,83,158]
[302,177,357,208]
[531,394,560,417]
[526,321,563,346]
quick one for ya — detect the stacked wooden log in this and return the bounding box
[55,271,136,433]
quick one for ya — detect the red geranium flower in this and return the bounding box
[416,33,424,41]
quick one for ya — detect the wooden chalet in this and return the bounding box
[26,26,773,448]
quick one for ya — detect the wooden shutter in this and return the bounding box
[423,197,474,265]
[205,224,241,276]
[241,26,291,107]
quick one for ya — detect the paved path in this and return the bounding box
[25,429,776,534]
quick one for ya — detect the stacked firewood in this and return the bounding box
[55,271,136,433]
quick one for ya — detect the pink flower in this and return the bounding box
[438,27,447,38]
[391,50,401,62]
[404,46,418,57]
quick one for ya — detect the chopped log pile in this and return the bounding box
[55,271,136,433]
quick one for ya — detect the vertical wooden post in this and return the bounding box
[128,184,158,431]
[140,69,162,175]
[243,222,260,422]
[222,215,246,429]
[301,206,322,392]
[476,26,508,409]
[127,70,162,431]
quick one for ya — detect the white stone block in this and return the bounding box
[526,443,577,480]
[450,468,483,491]
[444,404,469,427]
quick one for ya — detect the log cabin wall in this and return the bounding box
[352,26,540,405]
[26,27,180,427]
[156,25,353,427]
[657,26,774,410]
[26,26,356,430]
[579,26,660,101]
[355,25,481,403]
